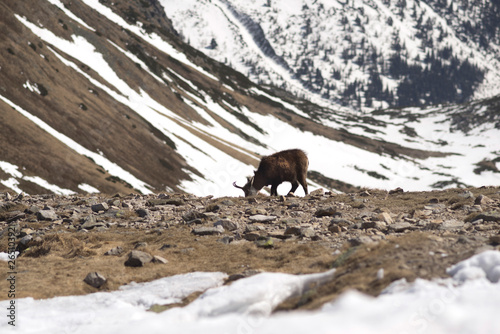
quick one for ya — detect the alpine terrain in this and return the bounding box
[0,0,499,197]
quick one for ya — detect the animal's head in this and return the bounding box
[233,175,258,197]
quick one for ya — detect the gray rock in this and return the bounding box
[440,219,465,231]
[473,211,500,222]
[134,242,148,249]
[136,208,150,218]
[19,234,33,246]
[36,209,59,221]
[300,227,316,238]
[245,208,267,215]
[284,226,301,236]
[26,205,41,214]
[330,218,354,226]
[83,272,107,288]
[217,236,234,244]
[475,194,493,205]
[148,198,185,206]
[182,210,205,222]
[389,222,412,232]
[124,250,153,267]
[243,232,261,241]
[81,215,105,229]
[191,225,224,236]
[91,203,109,212]
[214,219,239,231]
[248,214,277,223]
[314,207,337,217]
[152,255,168,264]
[349,235,376,246]
[104,246,124,256]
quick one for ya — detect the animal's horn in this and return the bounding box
[233,181,243,189]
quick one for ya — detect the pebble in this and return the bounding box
[248,215,277,223]
[191,226,224,236]
[83,272,107,288]
[124,250,153,267]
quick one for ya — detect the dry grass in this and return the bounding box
[0,225,335,300]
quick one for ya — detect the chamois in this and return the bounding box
[233,149,309,196]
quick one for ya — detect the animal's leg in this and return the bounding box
[289,181,299,195]
[270,183,279,196]
[299,176,308,195]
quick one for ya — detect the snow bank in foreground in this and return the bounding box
[0,251,499,333]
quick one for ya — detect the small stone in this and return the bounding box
[389,222,412,232]
[19,234,33,246]
[245,208,267,215]
[191,226,224,236]
[314,207,337,217]
[490,234,500,245]
[26,205,41,214]
[284,226,302,236]
[134,242,148,249]
[377,212,393,224]
[389,187,404,194]
[104,246,123,256]
[36,209,59,221]
[243,232,261,241]
[439,219,465,231]
[217,236,234,244]
[81,215,105,229]
[214,219,239,231]
[309,188,324,196]
[475,194,493,206]
[348,235,375,246]
[248,214,277,223]
[182,210,205,222]
[83,272,107,288]
[328,225,342,233]
[152,255,168,264]
[473,211,500,222]
[136,208,150,218]
[330,218,354,226]
[91,203,109,212]
[124,250,153,267]
[19,228,34,237]
[300,227,316,238]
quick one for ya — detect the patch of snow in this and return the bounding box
[0,252,499,333]
[77,183,100,194]
[0,252,18,262]
[0,161,74,195]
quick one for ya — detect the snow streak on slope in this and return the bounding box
[0,251,499,333]
[0,93,153,195]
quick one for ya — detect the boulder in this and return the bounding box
[124,250,153,267]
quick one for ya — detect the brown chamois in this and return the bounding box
[233,149,309,196]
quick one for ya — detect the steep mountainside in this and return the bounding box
[164,0,500,110]
[0,0,499,198]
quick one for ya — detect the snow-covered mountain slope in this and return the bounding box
[163,0,500,110]
[0,0,499,197]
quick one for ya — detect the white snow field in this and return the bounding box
[1,250,499,333]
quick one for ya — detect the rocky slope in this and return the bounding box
[1,187,499,306]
